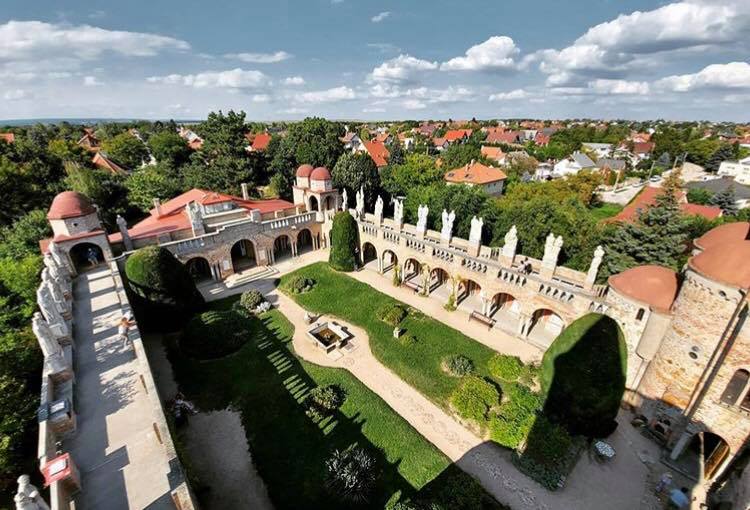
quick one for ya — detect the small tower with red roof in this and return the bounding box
[292,164,339,213]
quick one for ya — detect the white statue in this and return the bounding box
[544,232,556,255]
[49,242,72,277]
[416,204,429,231]
[586,245,605,285]
[393,199,404,225]
[116,214,128,231]
[502,225,518,259]
[341,189,348,211]
[440,209,455,240]
[543,233,564,268]
[41,269,68,315]
[355,187,365,217]
[374,195,384,219]
[32,313,63,359]
[14,475,50,510]
[554,235,564,251]
[469,216,483,244]
[37,284,65,327]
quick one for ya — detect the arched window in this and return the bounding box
[636,308,645,321]
[720,369,749,407]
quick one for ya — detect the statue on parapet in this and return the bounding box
[440,209,455,239]
[393,199,404,224]
[341,189,348,211]
[374,195,384,218]
[14,475,50,510]
[469,216,483,244]
[416,204,429,231]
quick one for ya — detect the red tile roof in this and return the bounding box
[445,129,472,142]
[0,133,15,144]
[608,265,678,313]
[92,151,128,175]
[486,131,520,144]
[188,138,203,150]
[633,141,655,154]
[251,133,272,151]
[611,186,722,223]
[480,146,505,161]
[111,189,293,242]
[689,240,750,289]
[433,137,448,147]
[374,133,390,143]
[445,161,507,185]
[534,133,550,146]
[47,191,96,219]
[364,140,390,168]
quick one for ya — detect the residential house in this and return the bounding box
[444,160,507,196]
[611,186,722,223]
[444,129,472,143]
[247,132,272,152]
[363,140,389,170]
[486,130,521,145]
[581,142,613,159]
[92,151,127,175]
[686,176,750,210]
[77,128,100,151]
[632,142,655,161]
[397,132,414,151]
[178,127,203,150]
[534,162,554,180]
[480,146,506,165]
[718,158,750,186]
[373,132,392,145]
[340,132,364,152]
[415,123,440,137]
[534,132,550,146]
[432,137,450,152]
[552,151,597,177]
[0,132,15,144]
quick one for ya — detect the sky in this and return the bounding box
[1,0,749,122]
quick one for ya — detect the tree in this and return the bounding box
[504,152,538,181]
[280,117,344,170]
[441,143,482,169]
[329,211,359,272]
[380,153,443,197]
[706,144,735,173]
[125,163,184,211]
[47,138,91,168]
[404,184,490,241]
[147,130,191,167]
[386,138,406,166]
[63,162,129,229]
[0,210,51,259]
[686,188,714,205]
[710,185,738,216]
[101,132,149,170]
[331,152,380,209]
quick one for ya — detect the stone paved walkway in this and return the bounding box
[64,267,174,510]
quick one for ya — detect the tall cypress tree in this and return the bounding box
[710,184,738,216]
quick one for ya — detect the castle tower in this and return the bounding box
[292,164,339,213]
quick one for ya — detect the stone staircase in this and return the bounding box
[225,265,279,289]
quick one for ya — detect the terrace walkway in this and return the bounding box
[63,267,176,509]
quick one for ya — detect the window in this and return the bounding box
[636,308,645,321]
[720,369,750,407]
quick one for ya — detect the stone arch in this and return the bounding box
[231,239,257,272]
[309,195,320,212]
[68,242,104,273]
[429,267,450,294]
[273,234,292,262]
[296,228,313,255]
[381,249,398,273]
[404,257,422,281]
[679,432,731,480]
[185,256,212,282]
[457,278,481,305]
[324,195,335,211]
[362,242,378,266]
[528,308,565,347]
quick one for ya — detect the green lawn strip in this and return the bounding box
[280,262,502,410]
[169,306,503,509]
[589,202,623,221]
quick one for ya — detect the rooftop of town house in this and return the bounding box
[632,141,656,154]
[109,189,294,243]
[444,160,507,185]
[444,129,472,142]
[0,132,15,143]
[486,130,520,144]
[686,177,750,200]
[480,146,505,160]
[249,132,272,151]
[363,140,390,167]
[92,151,128,175]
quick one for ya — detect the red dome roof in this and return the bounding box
[310,166,331,181]
[47,191,96,220]
[608,265,679,313]
[689,240,750,289]
[694,222,750,252]
[296,164,314,177]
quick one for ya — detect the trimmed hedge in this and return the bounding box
[305,384,347,420]
[240,290,264,311]
[376,303,407,326]
[487,354,523,381]
[181,309,251,359]
[328,211,359,272]
[450,376,500,424]
[288,275,315,294]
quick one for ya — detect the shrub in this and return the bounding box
[392,265,401,287]
[288,275,315,294]
[488,387,542,449]
[329,211,359,272]
[399,333,417,346]
[443,355,475,377]
[450,376,500,424]
[325,445,377,503]
[239,290,264,311]
[487,354,524,382]
[305,384,347,420]
[377,303,407,326]
[444,293,456,311]
[181,309,251,359]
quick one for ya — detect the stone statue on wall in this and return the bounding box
[544,232,555,256]
[14,475,50,510]
[116,215,134,251]
[469,216,483,244]
[440,209,455,240]
[374,195,384,219]
[37,284,65,327]
[49,242,72,277]
[41,269,68,316]
[502,225,518,259]
[341,189,348,211]
[186,201,203,230]
[355,187,365,217]
[32,312,63,359]
[393,199,404,225]
[586,245,605,286]
[416,204,429,231]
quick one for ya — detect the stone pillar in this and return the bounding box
[116,215,133,251]
[540,233,563,280]
[292,242,298,257]
[241,182,250,200]
[585,245,605,290]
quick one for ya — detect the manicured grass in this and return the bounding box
[280,263,504,411]
[169,306,504,510]
[589,202,623,221]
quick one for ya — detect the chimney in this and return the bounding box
[241,183,249,200]
[152,198,162,218]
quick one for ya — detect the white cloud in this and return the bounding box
[589,79,650,95]
[3,89,27,100]
[441,36,519,71]
[83,75,102,86]
[371,11,391,23]
[488,89,529,101]
[363,107,386,113]
[283,76,305,86]
[369,54,438,83]
[281,107,309,114]
[251,94,272,103]
[0,20,189,61]
[224,51,292,63]
[656,62,750,92]
[403,99,426,110]
[367,43,400,54]
[147,68,270,89]
[295,86,356,103]
[370,84,475,104]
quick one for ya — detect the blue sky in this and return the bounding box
[1,0,749,121]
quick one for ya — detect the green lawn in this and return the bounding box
[589,202,623,221]
[169,306,504,510]
[280,263,506,411]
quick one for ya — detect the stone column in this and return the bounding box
[585,245,605,290]
[669,430,693,461]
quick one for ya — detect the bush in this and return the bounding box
[399,333,417,346]
[181,309,251,359]
[450,376,500,424]
[443,355,475,377]
[288,275,315,294]
[487,354,524,382]
[329,211,359,272]
[325,445,377,503]
[444,293,456,311]
[488,386,542,449]
[240,290,264,311]
[377,303,407,326]
[305,384,347,420]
